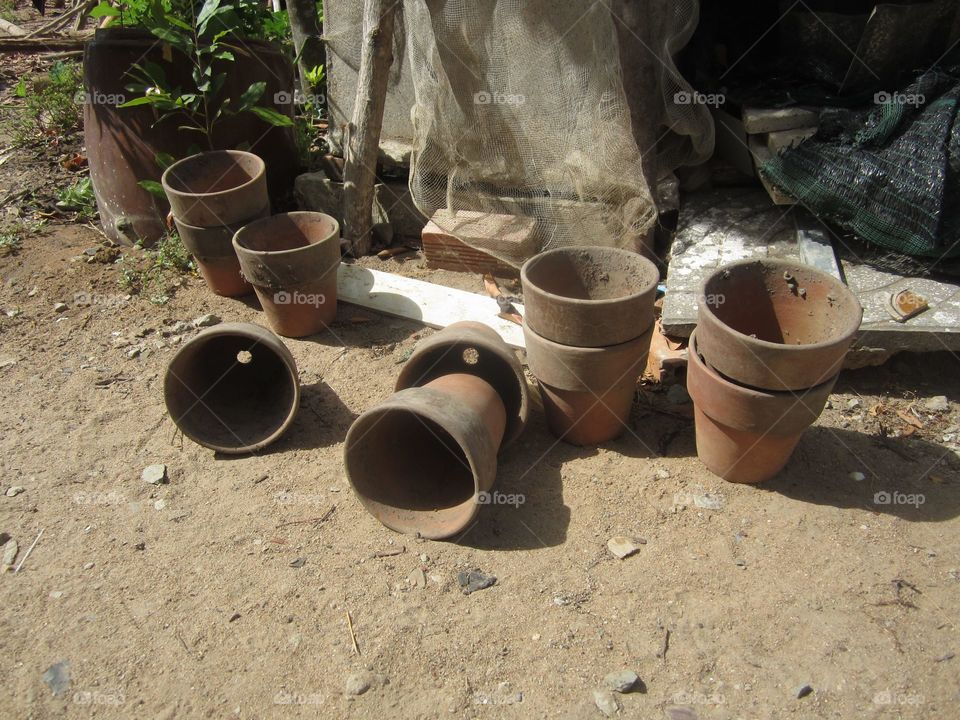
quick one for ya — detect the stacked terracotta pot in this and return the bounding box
[521,247,659,445]
[344,322,529,539]
[687,259,863,483]
[162,150,269,298]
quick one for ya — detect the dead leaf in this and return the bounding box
[868,403,883,417]
[483,273,502,299]
[497,312,522,326]
[896,409,924,429]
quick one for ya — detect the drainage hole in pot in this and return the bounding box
[462,347,479,365]
[237,350,253,364]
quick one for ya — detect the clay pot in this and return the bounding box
[174,208,268,297]
[162,150,269,228]
[523,322,653,445]
[686,330,837,483]
[232,212,341,338]
[521,246,659,347]
[395,321,529,448]
[164,322,300,454]
[344,374,507,539]
[696,259,862,391]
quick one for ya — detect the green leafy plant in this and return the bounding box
[94,0,293,150]
[118,230,195,304]
[56,177,98,220]
[4,61,82,146]
[0,231,22,256]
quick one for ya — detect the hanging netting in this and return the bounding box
[402,0,709,268]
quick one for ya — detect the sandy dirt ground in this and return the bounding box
[1,22,959,720]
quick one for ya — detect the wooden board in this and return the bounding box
[337,263,525,348]
[662,189,960,355]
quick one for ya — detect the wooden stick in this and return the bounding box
[347,610,360,654]
[0,18,27,36]
[341,0,399,257]
[15,528,44,573]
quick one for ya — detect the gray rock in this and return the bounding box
[289,557,306,568]
[83,562,94,570]
[2,539,18,571]
[607,536,642,559]
[344,671,385,696]
[5,486,25,497]
[592,688,622,717]
[845,398,861,411]
[665,707,698,720]
[794,684,813,699]
[604,670,641,693]
[126,348,141,359]
[654,468,671,480]
[53,302,68,313]
[42,661,71,697]
[849,471,866,482]
[192,314,221,329]
[692,493,723,511]
[924,395,949,413]
[457,569,497,595]
[0,354,16,369]
[141,464,167,485]
[153,499,167,511]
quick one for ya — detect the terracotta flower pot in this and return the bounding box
[174,209,268,297]
[344,374,507,539]
[696,259,862,391]
[395,321,529,448]
[164,322,300,454]
[521,245,659,347]
[686,330,837,483]
[523,322,653,445]
[232,212,341,338]
[162,150,269,228]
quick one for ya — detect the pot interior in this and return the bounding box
[703,261,860,346]
[236,214,338,253]
[525,247,656,301]
[346,408,477,535]
[166,334,295,450]
[165,151,262,195]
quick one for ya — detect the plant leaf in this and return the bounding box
[138,180,166,199]
[90,2,120,18]
[237,81,266,112]
[250,105,293,127]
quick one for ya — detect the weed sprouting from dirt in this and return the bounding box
[4,61,83,147]
[0,231,22,256]
[56,178,98,221]
[118,231,196,305]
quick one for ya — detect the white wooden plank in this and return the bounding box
[337,263,526,348]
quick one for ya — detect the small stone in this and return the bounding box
[2,539,18,571]
[153,499,167,511]
[693,493,723,511]
[290,557,306,568]
[408,567,426,588]
[27,286,38,297]
[419,553,429,563]
[0,354,16,369]
[666,384,691,405]
[825,400,833,410]
[5,485,25,497]
[229,612,241,622]
[592,688,622,717]
[345,671,385,696]
[665,707,698,720]
[794,684,813,699]
[127,348,141,359]
[604,670,641,693]
[193,314,221,328]
[607,536,642,559]
[141,464,167,485]
[654,468,671,480]
[42,661,71,697]
[849,471,866,482]
[49,591,64,599]
[53,302,68,313]
[134,542,146,551]
[734,558,747,568]
[924,395,949,413]
[457,569,497,595]
[845,398,861,412]
[83,562,94,570]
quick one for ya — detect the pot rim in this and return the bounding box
[232,211,340,257]
[698,258,862,352]
[161,149,266,201]
[688,329,837,401]
[521,245,660,309]
[173,204,271,233]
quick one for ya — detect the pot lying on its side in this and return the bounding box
[696,259,862,391]
[164,322,300,454]
[233,212,341,338]
[521,246,660,347]
[523,322,653,446]
[344,322,530,539]
[686,330,837,484]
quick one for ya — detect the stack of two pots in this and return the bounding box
[521,247,660,446]
[687,260,863,484]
